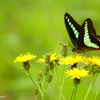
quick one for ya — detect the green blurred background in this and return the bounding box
[1,0,100,100]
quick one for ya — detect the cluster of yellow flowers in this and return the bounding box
[14,52,100,80]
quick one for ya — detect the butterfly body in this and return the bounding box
[64,13,100,53]
[72,46,99,53]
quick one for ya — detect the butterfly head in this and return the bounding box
[72,48,87,53]
[72,48,78,53]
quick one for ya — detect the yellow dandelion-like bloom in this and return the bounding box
[37,52,61,63]
[64,68,89,79]
[85,56,100,66]
[37,58,45,63]
[59,55,86,65]
[14,52,36,63]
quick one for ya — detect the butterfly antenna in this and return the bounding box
[68,44,76,55]
[68,44,73,48]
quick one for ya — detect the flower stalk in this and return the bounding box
[84,72,99,100]
[14,52,100,100]
[70,82,78,100]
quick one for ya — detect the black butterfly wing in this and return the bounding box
[78,18,100,49]
[64,13,81,47]
[87,19,100,47]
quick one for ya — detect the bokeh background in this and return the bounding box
[1,0,100,100]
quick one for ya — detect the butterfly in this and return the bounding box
[64,13,100,53]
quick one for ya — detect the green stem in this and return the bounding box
[52,67,64,100]
[27,71,44,100]
[43,75,48,98]
[27,71,38,88]
[55,66,60,86]
[55,66,64,100]
[52,69,60,89]
[59,77,68,100]
[84,72,99,100]
[70,83,78,100]
[93,91,100,100]
[73,84,78,100]
[70,86,75,100]
[35,95,38,100]
[59,65,67,100]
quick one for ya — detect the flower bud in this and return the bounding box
[87,65,100,75]
[73,78,80,84]
[46,74,52,83]
[50,61,55,70]
[37,71,44,81]
[23,62,30,71]
[43,64,50,75]
[60,44,68,57]
[71,63,77,69]
[45,54,50,64]
[34,88,38,95]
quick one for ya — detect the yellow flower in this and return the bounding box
[37,57,45,63]
[14,52,36,63]
[50,52,61,61]
[37,52,61,63]
[85,56,100,66]
[59,55,86,65]
[64,68,89,79]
